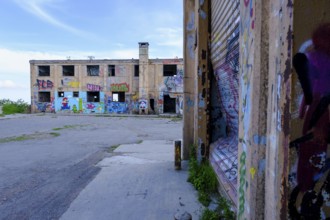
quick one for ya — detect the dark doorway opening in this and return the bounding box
[163,95,176,113]
[150,99,155,111]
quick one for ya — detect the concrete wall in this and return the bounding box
[30,56,183,115]
[184,0,330,218]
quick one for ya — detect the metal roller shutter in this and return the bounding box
[209,0,240,204]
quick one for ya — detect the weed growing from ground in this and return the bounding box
[187,144,236,219]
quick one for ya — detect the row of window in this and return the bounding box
[38,91,125,103]
[38,64,177,77]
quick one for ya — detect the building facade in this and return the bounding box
[30,43,183,115]
[184,0,330,219]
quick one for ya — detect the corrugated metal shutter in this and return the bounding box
[209,0,240,204]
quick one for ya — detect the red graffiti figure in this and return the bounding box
[290,23,330,219]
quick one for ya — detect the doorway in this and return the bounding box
[163,95,176,113]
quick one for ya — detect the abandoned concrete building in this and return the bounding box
[184,0,330,219]
[30,42,183,114]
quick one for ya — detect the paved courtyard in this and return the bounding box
[0,114,202,220]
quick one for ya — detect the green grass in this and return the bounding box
[49,132,60,137]
[107,144,120,153]
[136,140,143,144]
[52,124,83,131]
[0,132,60,144]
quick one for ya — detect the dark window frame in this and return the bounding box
[112,92,125,102]
[38,92,51,102]
[73,91,79,97]
[62,65,75,76]
[87,91,100,102]
[87,65,100,76]
[108,65,115,77]
[134,65,139,77]
[58,92,64,97]
[38,66,50,76]
[163,64,177,76]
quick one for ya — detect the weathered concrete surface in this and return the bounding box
[61,140,202,220]
[0,114,199,220]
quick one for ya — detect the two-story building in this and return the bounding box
[30,42,183,114]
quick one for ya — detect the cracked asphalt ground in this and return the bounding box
[0,114,182,220]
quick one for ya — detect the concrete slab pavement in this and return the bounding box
[60,140,203,220]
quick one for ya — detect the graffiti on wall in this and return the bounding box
[37,79,53,90]
[61,97,70,110]
[108,102,127,114]
[139,99,148,111]
[289,23,330,219]
[164,69,184,92]
[87,84,102,91]
[61,78,80,88]
[111,83,129,92]
[238,0,255,218]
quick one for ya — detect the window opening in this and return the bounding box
[108,65,115,76]
[38,92,51,102]
[150,99,155,111]
[163,65,177,76]
[73,91,79,97]
[87,92,100,102]
[58,92,64,97]
[63,65,74,76]
[87,65,99,76]
[134,65,139,77]
[112,92,125,102]
[38,66,50,76]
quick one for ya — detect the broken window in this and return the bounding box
[87,91,100,102]
[38,92,51,102]
[134,65,139,77]
[58,92,64,97]
[108,65,115,76]
[87,65,99,76]
[38,66,50,76]
[163,65,177,76]
[73,91,79,97]
[112,92,125,102]
[62,65,74,76]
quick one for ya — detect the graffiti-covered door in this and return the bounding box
[209,0,240,204]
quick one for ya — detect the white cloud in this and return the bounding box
[146,27,183,48]
[14,0,93,38]
[0,80,28,89]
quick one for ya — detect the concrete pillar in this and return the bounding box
[183,0,196,159]
[238,0,269,219]
[195,0,210,161]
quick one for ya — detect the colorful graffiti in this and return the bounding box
[37,79,53,90]
[289,23,330,219]
[108,102,127,114]
[61,97,70,110]
[238,0,255,218]
[87,84,102,91]
[139,99,148,111]
[61,78,80,88]
[164,69,184,92]
[111,83,129,92]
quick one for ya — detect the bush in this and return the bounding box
[1,99,30,115]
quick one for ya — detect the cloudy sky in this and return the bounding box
[0,0,183,102]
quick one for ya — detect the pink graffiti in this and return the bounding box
[87,83,101,91]
[86,103,95,109]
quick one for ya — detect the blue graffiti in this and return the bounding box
[108,102,127,114]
